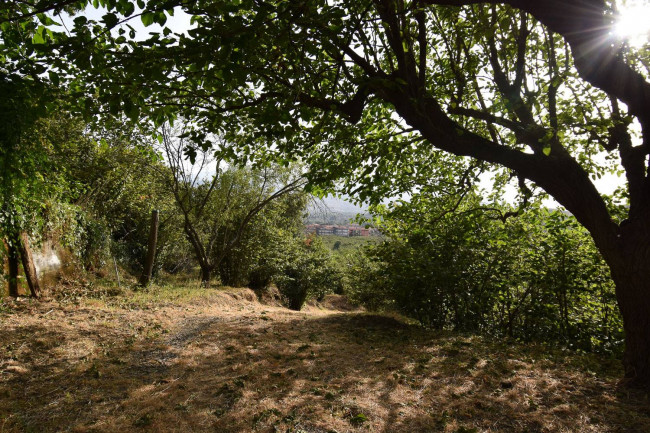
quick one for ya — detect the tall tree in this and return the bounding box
[3,0,650,387]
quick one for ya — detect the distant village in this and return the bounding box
[304,224,380,237]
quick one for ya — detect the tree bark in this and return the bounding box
[17,231,41,298]
[6,238,19,297]
[200,265,211,287]
[139,209,160,287]
[599,220,650,389]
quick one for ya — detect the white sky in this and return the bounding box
[52,5,194,40]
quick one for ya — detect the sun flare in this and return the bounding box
[614,1,650,48]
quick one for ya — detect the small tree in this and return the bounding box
[160,125,306,285]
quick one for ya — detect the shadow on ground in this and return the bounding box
[1,294,649,433]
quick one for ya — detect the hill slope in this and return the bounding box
[1,286,648,432]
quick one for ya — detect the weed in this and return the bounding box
[133,414,153,427]
[252,408,281,426]
[349,413,368,426]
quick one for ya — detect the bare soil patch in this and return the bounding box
[1,287,648,432]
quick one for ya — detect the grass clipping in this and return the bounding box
[1,284,649,433]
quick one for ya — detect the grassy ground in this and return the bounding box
[1,283,649,433]
[319,235,382,254]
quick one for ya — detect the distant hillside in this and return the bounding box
[307,195,370,225]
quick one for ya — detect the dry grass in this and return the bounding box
[1,284,649,433]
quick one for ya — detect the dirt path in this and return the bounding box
[1,288,649,433]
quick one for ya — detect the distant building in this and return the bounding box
[333,226,350,236]
[349,227,370,237]
[316,225,334,235]
[305,223,375,237]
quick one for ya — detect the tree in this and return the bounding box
[3,0,650,387]
[218,184,309,289]
[159,125,306,285]
[273,235,344,311]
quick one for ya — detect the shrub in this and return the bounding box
[346,199,623,354]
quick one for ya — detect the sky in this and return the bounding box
[53,5,194,40]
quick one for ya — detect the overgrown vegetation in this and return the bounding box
[344,194,623,354]
[0,110,316,308]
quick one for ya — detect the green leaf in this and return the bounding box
[141,12,156,27]
[32,31,45,45]
[155,11,167,26]
[102,13,119,29]
[542,145,551,156]
[32,25,47,44]
[73,16,87,26]
[121,0,135,16]
[48,71,60,87]
[36,13,60,26]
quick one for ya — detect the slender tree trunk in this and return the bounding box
[139,209,159,287]
[17,231,41,298]
[181,219,213,287]
[6,238,19,297]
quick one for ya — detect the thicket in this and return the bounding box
[1,91,171,283]
[0,108,323,309]
[344,194,623,355]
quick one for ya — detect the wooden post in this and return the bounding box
[18,231,41,298]
[113,256,121,288]
[139,209,159,287]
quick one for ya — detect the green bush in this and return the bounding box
[273,236,343,310]
[346,198,623,354]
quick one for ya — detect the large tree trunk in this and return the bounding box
[617,277,650,389]
[603,221,650,389]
